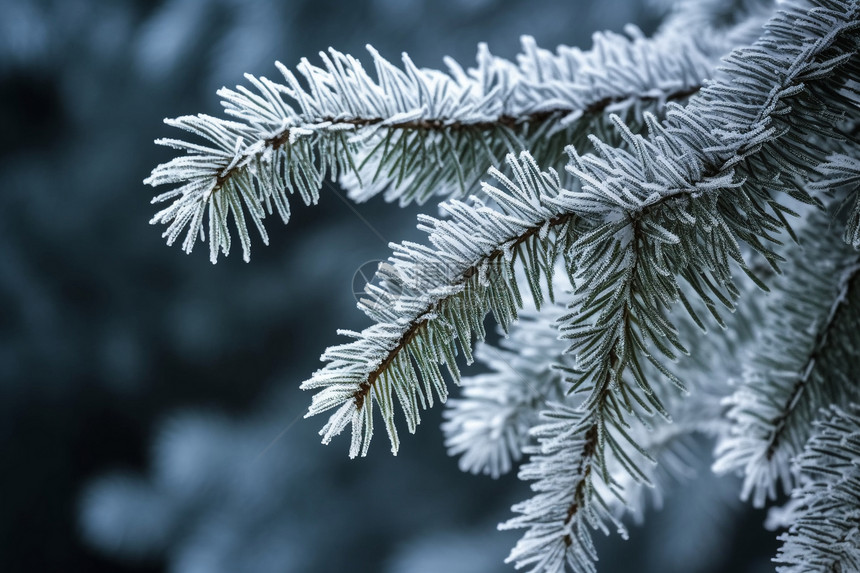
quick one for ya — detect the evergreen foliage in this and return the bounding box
[773,406,860,572]
[145,0,860,570]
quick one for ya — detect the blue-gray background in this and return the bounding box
[1,0,778,571]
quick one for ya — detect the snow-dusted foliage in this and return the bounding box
[773,406,860,572]
[141,0,860,571]
[714,208,860,507]
[145,2,761,263]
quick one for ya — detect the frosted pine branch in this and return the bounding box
[129,1,860,572]
[303,0,860,461]
[500,407,617,573]
[714,208,860,507]
[301,152,581,457]
[501,3,860,569]
[773,405,860,572]
[146,13,735,262]
[500,231,676,572]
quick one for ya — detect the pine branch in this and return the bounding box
[146,18,728,262]
[500,284,748,573]
[773,405,860,572]
[714,208,860,507]
[500,5,860,570]
[302,144,739,459]
[499,162,763,569]
[303,0,860,462]
[500,230,672,572]
[501,407,609,573]
[302,152,581,456]
[500,263,730,572]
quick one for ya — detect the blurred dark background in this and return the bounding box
[0,0,779,571]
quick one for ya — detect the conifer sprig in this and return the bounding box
[501,236,675,572]
[146,20,729,262]
[137,0,860,572]
[303,0,860,461]
[773,405,860,572]
[302,152,581,456]
[714,209,860,507]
